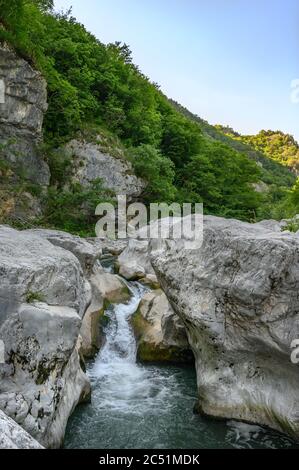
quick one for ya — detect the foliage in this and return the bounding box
[26,290,45,303]
[282,219,299,233]
[160,112,203,167]
[2,1,295,226]
[129,144,177,203]
[177,141,262,220]
[170,100,296,189]
[42,180,115,236]
[46,147,72,187]
[238,130,299,173]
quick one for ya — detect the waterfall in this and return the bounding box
[64,278,296,449]
[89,281,151,410]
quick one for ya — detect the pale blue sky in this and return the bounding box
[54,0,299,141]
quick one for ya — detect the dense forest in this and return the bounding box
[215,127,299,174]
[1,0,299,234]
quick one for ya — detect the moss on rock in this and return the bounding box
[131,309,194,365]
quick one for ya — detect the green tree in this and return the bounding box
[179,142,262,220]
[130,144,177,203]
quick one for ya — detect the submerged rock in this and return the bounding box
[132,289,193,364]
[150,215,299,440]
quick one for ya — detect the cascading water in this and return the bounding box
[89,281,151,412]
[64,278,297,449]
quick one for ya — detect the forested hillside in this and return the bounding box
[170,100,299,220]
[219,128,299,174]
[1,0,298,232]
[170,100,296,188]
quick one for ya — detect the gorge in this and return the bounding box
[64,263,298,450]
[0,221,299,449]
[1,2,299,451]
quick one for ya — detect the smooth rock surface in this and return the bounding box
[0,225,91,448]
[26,228,101,273]
[132,289,193,363]
[0,409,44,449]
[117,239,154,280]
[94,267,130,304]
[150,215,299,440]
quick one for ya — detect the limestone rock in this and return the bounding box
[0,225,90,316]
[0,225,91,448]
[132,289,193,363]
[0,409,44,449]
[139,273,160,289]
[117,239,154,280]
[0,45,49,185]
[87,237,128,256]
[65,139,145,198]
[150,215,299,440]
[25,228,102,273]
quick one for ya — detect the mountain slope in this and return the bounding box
[0,1,298,231]
[225,129,299,173]
[169,100,296,189]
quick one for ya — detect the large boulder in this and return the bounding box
[0,226,90,316]
[0,45,49,186]
[87,237,128,257]
[25,229,102,273]
[93,267,130,304]
[0,410,43,449]
[65,139,145,199]
[117,239,155,280]
[132,289,193,363]
[150,215,299,440]
[0,226,91,448]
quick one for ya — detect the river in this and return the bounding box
[64,279,296,449]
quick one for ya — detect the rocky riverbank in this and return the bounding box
[149,216,299,440]
[1,214,299,447]
[0,225,189,448]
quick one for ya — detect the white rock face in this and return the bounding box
[0,410,43,449]
[133,289,192,363]
[117,239,154,280]
[0,226,91,448]
[150,215,299,440]
[0,226,90,317]
[0,45,50,185]
[65,139,145,198]
[25,229,102,273]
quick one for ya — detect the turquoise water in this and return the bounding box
[64,281,297,450]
